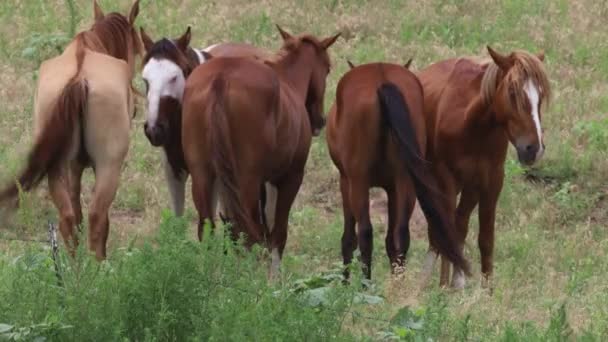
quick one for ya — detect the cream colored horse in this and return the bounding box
[0,1,142,260]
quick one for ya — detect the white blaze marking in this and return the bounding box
[524,80,543,160]
[142,58,186,128]
[264,183,278,233]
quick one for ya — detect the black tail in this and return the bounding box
[377,82,470,275]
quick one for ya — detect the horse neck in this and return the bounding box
[463,76,506,140]
[185,47,203,68]
[81,28,136,75]
[274,47,315,99]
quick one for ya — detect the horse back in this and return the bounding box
[207,43,270,61]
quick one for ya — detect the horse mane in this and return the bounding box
[141,38,198,76]
[266,34,331,68]
[76,13,141,72]
[480,51,551,111]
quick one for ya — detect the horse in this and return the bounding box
[326,62,470,280]
[139,26,269,217]
[416,46,551,289]
[181,26,339,275]
[0,0,142,260]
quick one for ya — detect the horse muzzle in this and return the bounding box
[516,142,544,166]
[144,122,167,147]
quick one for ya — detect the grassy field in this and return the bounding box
[1,0,608,340]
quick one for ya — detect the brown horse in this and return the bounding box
[327,62,469,280]
[139,26,269,216]
[0,1,142,260]
[417,47,551,289]
[182,26,339,275]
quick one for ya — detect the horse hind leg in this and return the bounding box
[69,160,85,230]
[450,188,479,289]
[88,163,122,260]
[190,165,215,241]
[385,188,397,269]
[264,182,280,277]
[348,176,373,280]
[390,178,416,274]
[340,175,357,278]
[48,167,78,255]
[268,171,304,279]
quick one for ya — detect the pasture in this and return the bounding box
[1,0,607,340]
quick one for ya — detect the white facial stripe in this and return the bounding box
[524,80,543,155]
[142,58,186,127]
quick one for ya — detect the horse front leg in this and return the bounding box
[478,176,504,291]
[162,154,187,217]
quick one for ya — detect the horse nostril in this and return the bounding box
[525,144,534,152]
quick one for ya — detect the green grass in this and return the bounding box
[1,0,608,340]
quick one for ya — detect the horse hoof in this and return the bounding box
[481,275,494,294]
[451,271,466,290]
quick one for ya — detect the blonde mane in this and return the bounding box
[480,51,551,112]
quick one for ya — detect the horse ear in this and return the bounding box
[321,32,341,50]
[176,26,192,52]
[276,25,293,41]
[487,46,513,71]
[202,51,213,61]
[128,0,140,25]
[347,60,355,69]
[93,0,104,21]
[537,50,545,62]
[404,58,413,69]
[140,27,154,52]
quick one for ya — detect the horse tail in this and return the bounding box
[377,82,471,276]
[0,37,88,205]
[209,75,259,243]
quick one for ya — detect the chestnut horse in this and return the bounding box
[182,26,339,275]
[417,47,550,289]
[327,63,469,279]
[0,1,142,260]
[139,26,269,216]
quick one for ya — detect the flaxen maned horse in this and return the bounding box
[181,26,339,276]
[327,62,470,280]
[417,47,551,289]
[0,0,143,260]
[139,26,269,217]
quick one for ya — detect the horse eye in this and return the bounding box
[169,76,178,84]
